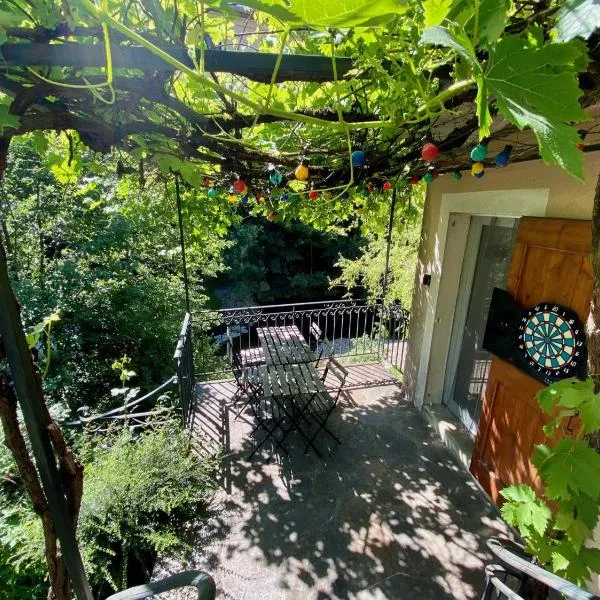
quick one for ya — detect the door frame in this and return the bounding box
[413,189,549,409]
[442,216,518,433]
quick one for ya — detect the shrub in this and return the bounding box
[0,441,47,599]
[0,421,218,599]
[78,422,218,597]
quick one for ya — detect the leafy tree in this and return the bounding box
[333,185,424,305]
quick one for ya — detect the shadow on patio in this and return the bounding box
[160,364,511,600]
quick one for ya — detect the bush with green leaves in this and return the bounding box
[77,422,218,596]
[0,436,47,600]
[0,421,218,599]
[500,377,600,586]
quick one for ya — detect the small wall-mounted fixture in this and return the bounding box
[422,274,431,286]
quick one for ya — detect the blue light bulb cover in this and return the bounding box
[494,145,513,167]
[351,150,366,167]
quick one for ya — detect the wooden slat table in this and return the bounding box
[257,363,327,399]
[254,363,330,456]
[256,324,316,366]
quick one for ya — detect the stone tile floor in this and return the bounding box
[157,364,511,599]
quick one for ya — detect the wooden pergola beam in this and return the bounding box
[0,43,354,83]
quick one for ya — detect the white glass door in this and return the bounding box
[443,217,518,435]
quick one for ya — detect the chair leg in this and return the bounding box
[303,408,340,453]
[248,415,288,459]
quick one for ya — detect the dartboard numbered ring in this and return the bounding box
[517,303,585,382]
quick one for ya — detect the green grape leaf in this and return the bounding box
[423,0,454,27]
[218,0,409,28]
[578,393,600,434]
[419,25,478,66]
[568,493,600,530]
[446,0,511,45]
[554,510,591,551]
[552,542,600,585]
[500,483,536,503]
[539,439,600,501]
[537,377,595,410]
[483,36,590,179]
[532,443,552,470]
[551,549,571,573]
[501,497,551,537]
[554,0,600,42]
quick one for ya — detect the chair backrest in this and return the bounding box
[322,357,348,401]
[309,321,322,342]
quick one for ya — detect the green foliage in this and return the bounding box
[0,440,54,599]
[78,423,217,596]
[2,138,226,411]
[420,8,591,179]
[0,421,217,598]
[332,186,422,305]
[500,377,600,586]
[217,218,362,304]
[217,0,409,29]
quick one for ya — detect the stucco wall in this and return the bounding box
[404,152,600,408]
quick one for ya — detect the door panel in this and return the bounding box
[469,218,592,503]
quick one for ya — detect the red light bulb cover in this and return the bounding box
[233,179,246,193]
[421,143,439,162]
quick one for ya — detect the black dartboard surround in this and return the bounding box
[517,302,586,383]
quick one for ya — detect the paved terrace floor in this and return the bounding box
[159,363,511,600]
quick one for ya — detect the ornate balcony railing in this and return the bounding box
[188,298,410,382]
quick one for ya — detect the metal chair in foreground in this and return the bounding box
[106,570,216,600]
[482,538,599,600]
[299,357,348,453]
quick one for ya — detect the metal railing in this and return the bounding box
[174,313,196,426]
[482,538,599,599]
[188,298,410,382]
[66,376,178,432]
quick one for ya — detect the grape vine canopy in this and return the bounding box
[0,0,597,211]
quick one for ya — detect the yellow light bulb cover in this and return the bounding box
[295,165,309,181]
[471,162,485,175]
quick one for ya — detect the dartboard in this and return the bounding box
[517,303,585,382]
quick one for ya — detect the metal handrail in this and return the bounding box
[484,538,600,600]
[192,297,384,315]
[187,298,410,382]
[105,570,216,600]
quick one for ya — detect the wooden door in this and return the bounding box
[469,217,592,503]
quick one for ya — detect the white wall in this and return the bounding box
[405,152,600,409]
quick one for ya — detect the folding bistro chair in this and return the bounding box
[226,333,262,418]
[247,375,290,460]
[308,321,328,367]
[300,357,348,453]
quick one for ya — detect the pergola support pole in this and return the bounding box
[175,174,191,312]
[0,240,93,600]
[382,188,397,300]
